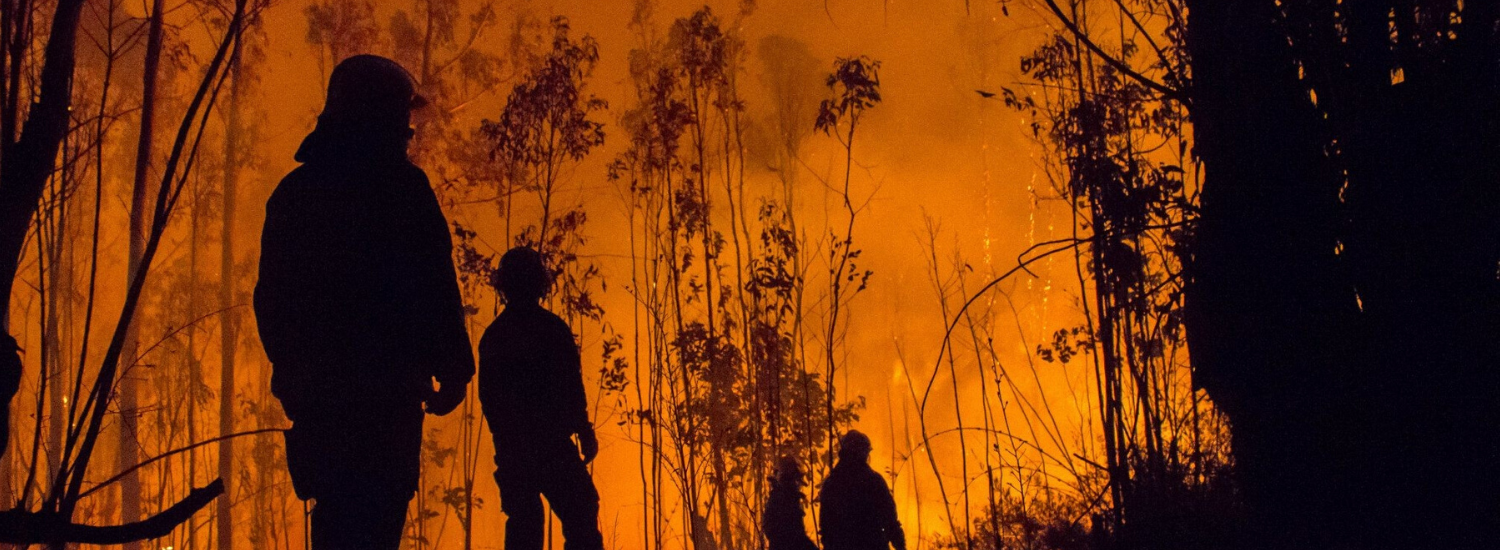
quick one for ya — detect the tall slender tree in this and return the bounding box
[117,0,168,543]
[217,14,248,550]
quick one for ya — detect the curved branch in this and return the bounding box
[80,427,284,499]
[0,479,223,545]
[1111,0,1184,83]
[918,221,1190,412]
[920,238,1083,413]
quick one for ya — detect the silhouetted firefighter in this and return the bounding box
[479,246,605,550]
[819,430,905,550]
[253,55,473,550]
[764,456,819,550]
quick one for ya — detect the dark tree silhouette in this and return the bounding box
[1023,1,1500,544]
[0,0,248,543]
[0,0,90,455]
[482,16,605,251]
[1175,1,1499,547]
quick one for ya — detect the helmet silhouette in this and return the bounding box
[498,247,551,303]
[839,429,872,462]
[321,55,425,127]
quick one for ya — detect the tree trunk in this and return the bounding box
[1327,2,1500,544]
[43,156,67,496]
[1182,1,1500,547]
[118,0,165,545]
[217,34,244,550]
[1181,0,1354,545]
[0,0,88,466]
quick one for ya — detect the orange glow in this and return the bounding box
[1,1,1220,549]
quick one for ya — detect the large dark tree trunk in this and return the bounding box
[1330,1,1500,544]
[0,0,88,460]
[1184,1,1500,547]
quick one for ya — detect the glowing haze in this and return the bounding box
[3,0,1189,548]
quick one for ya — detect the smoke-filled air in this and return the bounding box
[3,1,1497,549]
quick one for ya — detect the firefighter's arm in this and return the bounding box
[412,170,474,415]
[881,477,907,550]
[559,319,597,462]
[255,180,318,421]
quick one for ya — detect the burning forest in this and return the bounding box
[1,0,1497,549]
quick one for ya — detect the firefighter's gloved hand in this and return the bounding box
[578,428,599,464]
[425,379,466,416]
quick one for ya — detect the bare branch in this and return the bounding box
[1041,0,1186,104]
[0,479,223,545]
[80,428,284,499]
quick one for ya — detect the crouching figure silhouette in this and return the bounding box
[479,247,605,550]
[254,55,473,550]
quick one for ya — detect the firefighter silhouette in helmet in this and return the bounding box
[819,430,906,550]
[255,54,472,549]
[479,246,605,550]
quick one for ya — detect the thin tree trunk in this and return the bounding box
[44,163,66,496]
[217,32,243,550]
[186,170,201,550]
[117,1,166,544]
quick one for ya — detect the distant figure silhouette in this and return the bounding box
[764,456,819,550]
[819,430,906,550]
[478,247,604,550]
[253,54,473,550]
